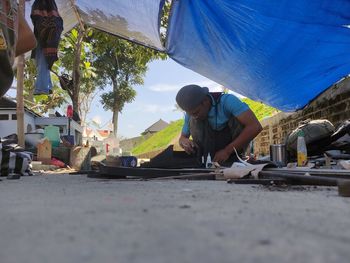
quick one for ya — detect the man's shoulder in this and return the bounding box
[220,93,243,104]
[220,93,249,116]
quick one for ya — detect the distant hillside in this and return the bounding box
[132,119,184,155]
[242,97,278,120]
[132,98,277,156]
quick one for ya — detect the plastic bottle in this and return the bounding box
[206,153,212,168]
[297,130,307,166]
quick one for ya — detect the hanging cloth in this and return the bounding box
[30,0,63,69]
[33,43,53,95]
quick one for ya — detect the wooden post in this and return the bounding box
[16,0,25,147]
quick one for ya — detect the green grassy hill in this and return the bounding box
[132,98,277,155]
[132,119,184,155]
[242,97,278,120]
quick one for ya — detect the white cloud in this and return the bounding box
[148,84,181,92]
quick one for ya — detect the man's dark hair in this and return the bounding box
[176,84,209,112]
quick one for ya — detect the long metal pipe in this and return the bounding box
[259,170,341,186]
[265,167,350,179]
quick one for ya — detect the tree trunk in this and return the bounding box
[71,27,84,119]
[112,79,119,138]
[112,108,119,138]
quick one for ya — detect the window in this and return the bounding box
[0,114,9,120]
[12,114,17,120]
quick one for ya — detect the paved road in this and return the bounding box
[0,174,349,263]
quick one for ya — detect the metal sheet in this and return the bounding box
[25,0,165,50]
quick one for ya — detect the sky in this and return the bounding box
[86,58,242,139]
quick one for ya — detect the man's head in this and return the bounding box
[176,84,211,120]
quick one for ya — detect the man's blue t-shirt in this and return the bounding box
[182,93,249,136]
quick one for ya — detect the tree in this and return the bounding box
[77,61,100,126]
[57,27,102,123]
[91,30,166,137]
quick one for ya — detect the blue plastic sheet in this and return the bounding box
[166,0,350,111]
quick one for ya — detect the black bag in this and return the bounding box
[286,119,335,157]
[0,143,32,177]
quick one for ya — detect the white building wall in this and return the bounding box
[0,110,36,138]
[0,110,17,137]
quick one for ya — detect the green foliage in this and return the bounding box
[100,83,137,112]
[91,30,166,112]
[58,28,92,77]
[132,119,184,155]
[160,0,172,44]
[56,27,103,123]
[242,97,278,120]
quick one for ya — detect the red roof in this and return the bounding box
[97,130,110,138]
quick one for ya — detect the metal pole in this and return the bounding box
[265,168,350,179]
[259,170,340,186]
[16,0,25,148]
[68,118,71,136]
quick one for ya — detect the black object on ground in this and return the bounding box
[265,168,350,179]
[140,145,203,169]
[92,163,214,179]
[7,173,20,180]
[259,170,339,186]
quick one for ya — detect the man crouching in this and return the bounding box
[176,84,262,165]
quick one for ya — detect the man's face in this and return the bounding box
[187,99,210,120]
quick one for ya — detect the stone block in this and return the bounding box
[70,146,91,171]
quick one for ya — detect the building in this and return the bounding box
[0,97,39,137]
[142,119,169,136]
[0,97,82,144]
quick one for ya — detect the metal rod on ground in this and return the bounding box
[227,178,288,185]
[148,173,217,180]
[265,168,350,179]
[259,170,341,186]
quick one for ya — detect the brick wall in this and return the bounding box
[253,77,350,156]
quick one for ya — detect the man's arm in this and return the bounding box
[213,109,262,163]
[178,114,197,154]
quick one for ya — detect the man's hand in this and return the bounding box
[213,148,231,163]
[179,136,197,154]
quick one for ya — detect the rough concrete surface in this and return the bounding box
[0,174,350,263]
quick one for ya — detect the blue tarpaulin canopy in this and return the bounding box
[166,0,350,111]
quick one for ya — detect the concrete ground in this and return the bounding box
[0,173,349,263]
